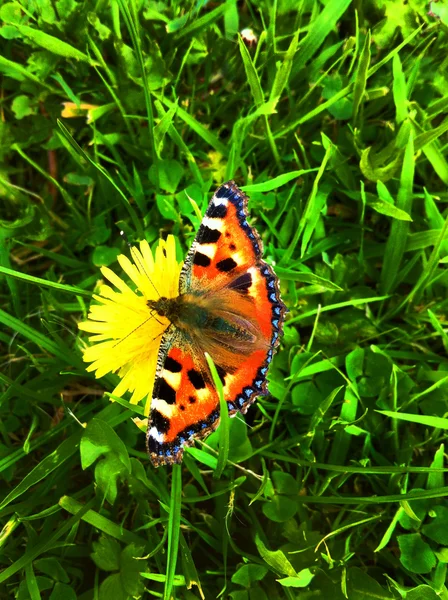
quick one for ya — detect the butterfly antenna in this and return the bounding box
[112,311,166,348]
[120,230,161,298]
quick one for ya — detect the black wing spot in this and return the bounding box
[197,225,221,244]
[193,252,211,267]
[180,405,186,411]
[216,365,227,386]
[229,243,236,250]
[217,257,237,272]
[156,377,176,404]
[228,272,252,294]
[150,409,170,434]
[207,203,227,219]
[164,356,182,373]
[215,185,233,199]
[188,369,206,389]
[188,396,196,404]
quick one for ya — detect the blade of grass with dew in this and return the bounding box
[205,352,229,479]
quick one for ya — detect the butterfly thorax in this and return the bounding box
[147,294,264,357]
[147,296,184,323]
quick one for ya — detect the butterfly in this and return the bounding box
[146,181,286,466]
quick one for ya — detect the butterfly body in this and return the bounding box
[147,181,286,466]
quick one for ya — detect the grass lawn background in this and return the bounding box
[1,0,448,598]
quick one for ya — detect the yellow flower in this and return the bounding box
[61,102,99,121]
[78,236,182,416]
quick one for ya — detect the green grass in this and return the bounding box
[1,0,448,598]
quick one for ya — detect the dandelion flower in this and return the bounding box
[78,236,182,415]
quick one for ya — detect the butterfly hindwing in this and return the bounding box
[147,181,286,466]
[146,332,220,466]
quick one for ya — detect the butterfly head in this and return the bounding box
[147,296,180,321]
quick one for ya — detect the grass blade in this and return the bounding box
[115,0,158,185]
[293,0,353,71]
[0,266,91,297]
[164,464,182,600]
[392,53,408,124]
[376,410,448,430]
[269,30,300,110]
[352,30,371,125]
[12,24,92,62]
[205,353,229,479]
[238,34,264,108]
[242,169,317,192]
[380,132,415,294]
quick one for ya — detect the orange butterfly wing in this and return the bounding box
[147,181,286,466]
